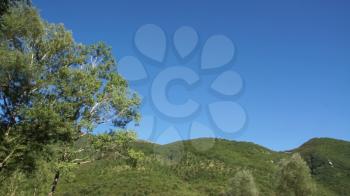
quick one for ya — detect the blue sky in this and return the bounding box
[33,0,350,150]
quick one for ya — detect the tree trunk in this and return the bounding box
[48,171,60,196]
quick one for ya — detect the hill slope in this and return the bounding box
[295,138,350,195]
[54,138,350,195]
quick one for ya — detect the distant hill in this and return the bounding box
[295,138,350,195]
[54,137,350,195]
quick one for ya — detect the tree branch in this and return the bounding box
[0,148,16,170]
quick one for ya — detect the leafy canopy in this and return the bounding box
[0,4,140,176]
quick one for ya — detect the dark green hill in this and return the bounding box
[294,138,350,195]
[54,137,349,195]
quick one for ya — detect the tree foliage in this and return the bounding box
[90,131,145,168]
[227,169,259,196]
[0,3,140,183]
[0,0,31,16]
[276,153,316,196]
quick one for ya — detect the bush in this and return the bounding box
[227,169,259,196]
[276,153,316,196]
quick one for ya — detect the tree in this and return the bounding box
[227,169,259,196]
[276,153,316,196]
[92,130,141,161]
[0,4,140,194]
[0,0,31,16]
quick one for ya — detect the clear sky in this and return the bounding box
[33,0,350,150]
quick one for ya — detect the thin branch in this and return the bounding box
[30,53,34,66]
[30,87,38,94]
[73,160,91,165]
[74,148,85,153]
[89,95,109,115]
[89,102,100,114]
[40,53,47,61]
[0,148,16,169]
[71,158,84,163]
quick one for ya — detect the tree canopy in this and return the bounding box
[0,3,140,179]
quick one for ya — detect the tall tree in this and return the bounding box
[0,3,140,192]
[276,153,316,196]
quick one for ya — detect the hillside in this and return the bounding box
[53,138,350,195]
[295,138,350,195]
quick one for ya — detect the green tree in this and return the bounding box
[227,169,259,196]
[92,131,141,161]
[0,4,140,194]
[0,0,31,16]
[276,153,316,196]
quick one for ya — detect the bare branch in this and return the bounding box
[89,102,100,114]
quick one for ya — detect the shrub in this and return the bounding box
[227,169,259,196]
[276,153,316,196]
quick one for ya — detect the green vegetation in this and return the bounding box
[54,138,348,196]
[0,2,140,195]
[1,137,346,195]
[227,169,259,196]
[296,138,350,195]
[1,2,349,196]
[276,153,316,196]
